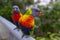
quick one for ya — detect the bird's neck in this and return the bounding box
[13,11,20,14]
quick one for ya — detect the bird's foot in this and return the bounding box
[22,34,30,38]
[22,34,25,38]
[14,28,17,30]
[14,28,20,31]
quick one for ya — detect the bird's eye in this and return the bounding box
[33,9,38,12]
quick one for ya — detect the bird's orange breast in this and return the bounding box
[19,15,34,28]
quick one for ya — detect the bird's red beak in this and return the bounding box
[37,11,42,16]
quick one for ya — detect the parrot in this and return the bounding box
[18,7,42,37]
[12,5,22,30]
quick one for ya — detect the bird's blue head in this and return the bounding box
[12,5,20,13]
[31,7,42,17]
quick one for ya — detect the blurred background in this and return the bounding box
[0,0,60,40]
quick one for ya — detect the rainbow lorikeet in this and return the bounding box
[12,5,22,29]
[19,7,42,35]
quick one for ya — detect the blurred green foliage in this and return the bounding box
[40,2,60,33]
[0,0,60,40]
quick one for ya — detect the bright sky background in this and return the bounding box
[34,0,51,6]
[26,0,51,9]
